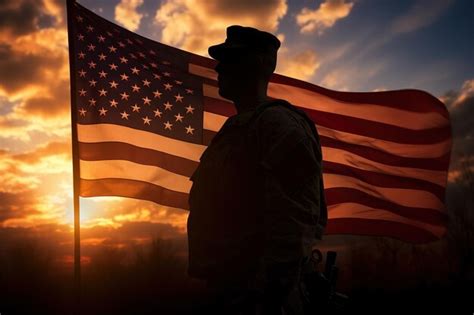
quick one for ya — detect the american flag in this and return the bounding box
[68,1,451,243]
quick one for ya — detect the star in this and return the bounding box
[120,92,130,100]
[174,80,183,85]
[174,113,184,122]
[164,101,173,110]
[120,111,130,120]
[163,72,171,77]
[126,38,133,44]
[131,84,141,92]
[120,56,128,64]
[97,35,106,42]
[138,52,146,58]
[78,69,86,77]
[162,60,171,65]
[149,49,156,55]
[77,34,84,41]
[142,64,149,70]
[118,41,125,48]
[108,45,117,53]
[153,108,162,117]
[86,25,94,32]
[98,107,108,116]
[76,16,83,22]
[142,96,151,105]
[142,79,151,87]
[87,43,95,51]
[109,99,118,107]
[78,108,87,116]
[88,98,96,106]
[164,121,173,130]
[142,116,152,125]
[98,70,107,78]
[174,93,183,102]
[98,89,108,96]
[129,53,137,59]
[88,61,96,69]
[185,105,194,114]
[185,88,194,94]
[120,73,129,81]
[153,90,162,98]
[131,104,141,112]
[89,79,97,87]
[164,83,173,90]
[98,53,107,61]
[150,62,158,68]
[78,52,85,59]
[153,73,161,80]
[109,63,118,70]
[185,125,194,134]
[79,89,87,96]
[131,67,140,75]
[109,81,118,88]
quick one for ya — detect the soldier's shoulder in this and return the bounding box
[255,99,304,127]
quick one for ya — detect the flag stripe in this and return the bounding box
[323,174,444,210]
[325,218,439,243]
[325,188,447,224]
[328,203,445,236]
[77,123,206,162]
[324,161,445,200]
[80,178,189,210]
[80,159,192,193]
[203,85,450,144]
[79,141,197,177]
[320,136,450,171]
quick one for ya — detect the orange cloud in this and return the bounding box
[296,0,354,34]
[154,0,288,55]
[276,50,320,80]
[115,0,144,32]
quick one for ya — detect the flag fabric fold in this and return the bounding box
[68,1,451,243]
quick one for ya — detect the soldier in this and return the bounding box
[187,25,327,314]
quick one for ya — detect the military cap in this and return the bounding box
[208,25,281,61]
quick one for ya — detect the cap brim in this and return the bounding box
[208,43,247,60]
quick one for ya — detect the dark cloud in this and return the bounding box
[0,43,65,95]
[0,1,43,36]
[0,190,40,223]
[20,79,70,117]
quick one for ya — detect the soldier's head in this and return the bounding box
[208,25,280,101]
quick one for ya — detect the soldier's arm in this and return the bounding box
[256,106,322,267]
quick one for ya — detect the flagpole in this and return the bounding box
[66,0,81,313]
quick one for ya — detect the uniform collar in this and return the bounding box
[227,98,279,126]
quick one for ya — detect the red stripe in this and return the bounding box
[320,135,450,171]
[189,54,449,119]
[80,178,190,210]
[325,218,441,243]
[79,142,198,177]
[203,97,450,144]
[325,187,448,226]
[323,161,445,201]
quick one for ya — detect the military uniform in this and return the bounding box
[187,98,327,314]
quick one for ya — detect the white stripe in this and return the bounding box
[324,146,447,187]
[324,173,445,211]
[77,123,206,162]
[203,111,451,159]
[328,203,445,237]
[190,65,448,130]
[80,159,192,193]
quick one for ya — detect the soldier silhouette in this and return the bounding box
[187,25,327,314]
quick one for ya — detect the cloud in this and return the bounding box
[390,0,453,35]
[276,50,320,80]
[115,0,144,32]
[296,0,354,34]
[439,79,474,183]
[154,0,288,56]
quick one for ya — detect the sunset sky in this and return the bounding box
[0,0,473,264]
